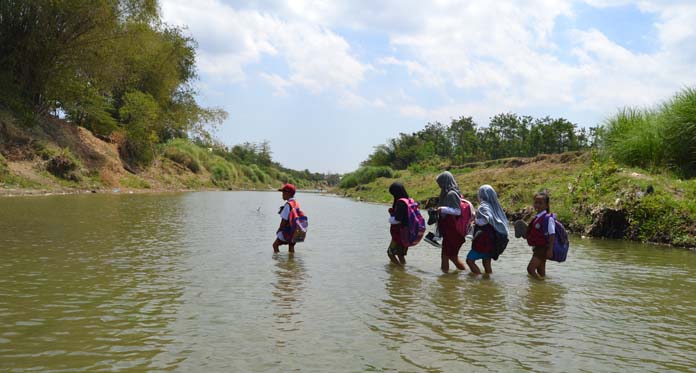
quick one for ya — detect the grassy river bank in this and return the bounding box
[0,112,328,197]
[338,152,696,249]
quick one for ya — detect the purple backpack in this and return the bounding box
[398,198,426,247]
[543,213,569,262]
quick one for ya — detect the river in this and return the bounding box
[1,192,695,372]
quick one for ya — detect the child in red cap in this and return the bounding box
[273,183,299,253]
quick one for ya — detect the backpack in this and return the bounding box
[455,198,475,237]
[542,213,569,262]
[286,200,308,243]
[398,198,426,247]
[490,231,509,261]
[472,223,509,261]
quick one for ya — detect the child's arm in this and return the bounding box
[546,214,556,258]
[438,206,461,215]
[547,234,555,259]
[277,203,290,233]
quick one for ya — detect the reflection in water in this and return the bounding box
[521,279,567,322]
[513,279,568,371]
[461,277,506,338]
[272,254,307,347]
[378,266,422,343]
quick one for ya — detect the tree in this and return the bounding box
[448,116,479,163]
[0,0,226,166]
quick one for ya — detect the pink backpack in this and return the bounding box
[397,198,426,247]
[455,199,475,237]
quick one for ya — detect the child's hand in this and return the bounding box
[388,207,394,214]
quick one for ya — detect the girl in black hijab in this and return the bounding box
[388,182,410,265]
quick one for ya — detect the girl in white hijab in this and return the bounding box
[466,185,509,274]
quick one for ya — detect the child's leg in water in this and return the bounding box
[288,243,295,253]
[387,242,402,265]
[527,256,545,279]
[272,239,281,253]
[450,256,466,270]
[397,254,406,265]
[387,249,400,265]
[466,258,481,274]
[537,257,546,277]
[441,254,449,273]
[482,258,492,274]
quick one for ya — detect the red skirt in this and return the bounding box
[440,215,465,257]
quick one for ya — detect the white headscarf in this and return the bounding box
[477,184,509,236]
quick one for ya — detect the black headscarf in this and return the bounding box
[389,182,409,223]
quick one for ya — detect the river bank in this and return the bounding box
[338,152,696,250]
[0,111,326,197]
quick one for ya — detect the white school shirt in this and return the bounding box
[439,207,461,216]
[535,210,555,235]
[279,198,295,221]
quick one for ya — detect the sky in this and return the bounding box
[160,0,696,173]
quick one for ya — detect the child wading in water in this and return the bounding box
[434,171,472,273]
[466,185,509,275]
[523,192,556,279]
[273,183,299,254]
[387,182,410,265]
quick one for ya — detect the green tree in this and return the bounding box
[448,116,479,163]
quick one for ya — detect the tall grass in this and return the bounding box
[339,166,396,188]
[660,87,696,177]
[603,108,665,169]
[603,87,696,178]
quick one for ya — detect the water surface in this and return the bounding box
[1,192,695,371]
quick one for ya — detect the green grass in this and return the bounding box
[161,138,320,189]
[603,87,696,177]
[660,87,696,177]
[339,166,397,188]
[338,152,696,248]
[603,108,664,170]
[120,175,151,189]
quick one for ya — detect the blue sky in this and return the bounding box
[161,0,696,173]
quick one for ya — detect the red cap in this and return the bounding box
[278,183,296,193]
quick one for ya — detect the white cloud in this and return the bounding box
[161,0,370,94]
[163,0,696,125]
[260,73,292,96]
[377,56,442,87]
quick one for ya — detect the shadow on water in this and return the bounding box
[271,254,307,348]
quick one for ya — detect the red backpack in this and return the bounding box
[281,200,308,243]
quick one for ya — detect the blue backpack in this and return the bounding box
[543,213,569,262]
